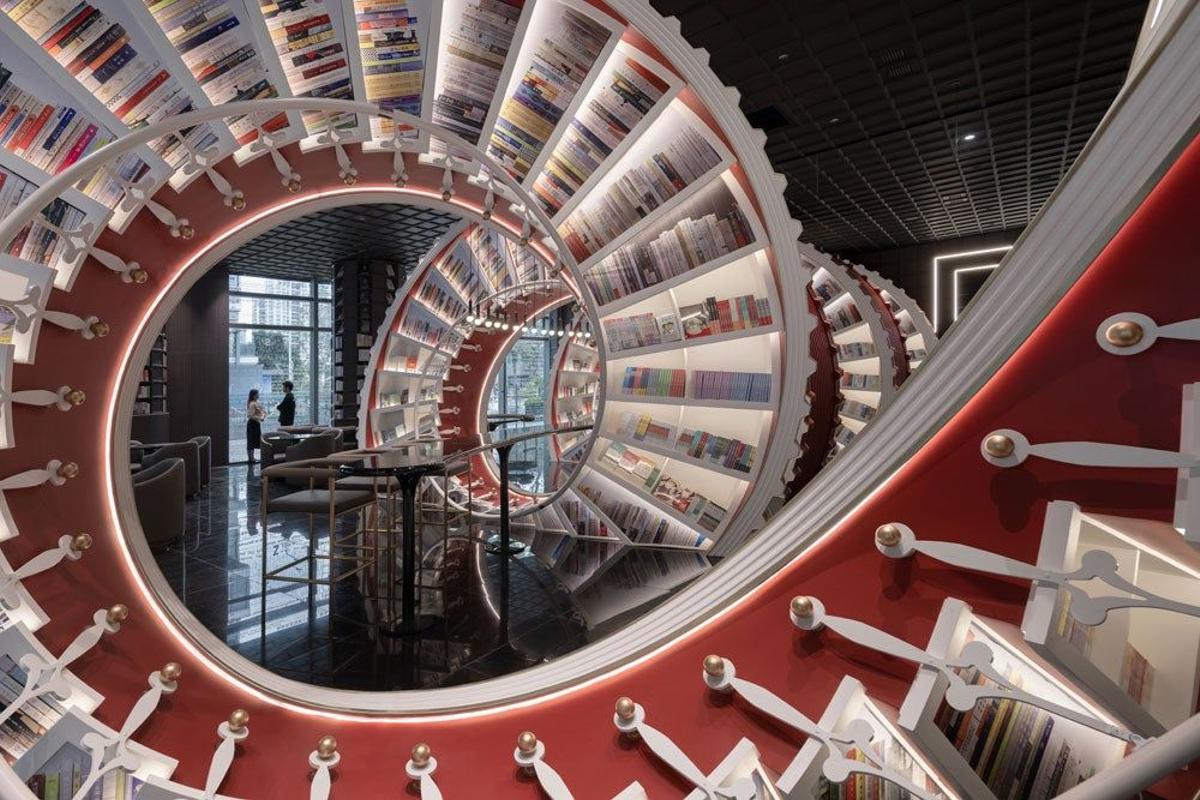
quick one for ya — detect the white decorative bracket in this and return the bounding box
[514,732,573,799]
[181,143,246,210]
[0,459,79,489]
[405,744,442,799]
[459,343,482,353]
[72,663,180,800]
[441,158,455,201]
[199,710,250,799]
[875,522,1200,624]
[443,385,464,394]
[0,605,125,729]
[612,697,757,798]
[315,115,359,186]
[788,596,1143,746]
[309,737,340,800]
[5,384,84,411]
[701,656,936,800]
[111,171,193,239]
[1096,312,1200,355]
[42,310,109,339]
[0,284,43,335]
[439,427,462,436]
[448,363,472,372]
[441,406,461,416]
[388,129,409,186]
[35,219,146,283]
[0,533,91,609]
[249,127,301,192]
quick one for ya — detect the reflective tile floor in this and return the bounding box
[151,466,595,690]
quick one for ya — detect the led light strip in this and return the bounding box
[930,246,1013,330]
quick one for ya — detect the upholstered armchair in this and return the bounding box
[189,435,212,488]
[260,432,294,468]
[140,440,202,497]
[132,457,186,552]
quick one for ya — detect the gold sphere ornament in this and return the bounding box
[67,389,86,406]
[107,603,129,624]
[615,696,636,721]
[70,533,93,552]
[342,172,357,186]
[178,224,195,240]
[790,596,814,618]
[702,654,725,677]
[317,735,338,759]
[228,709,249,732]
[90,321,110,338]
[875,523,902,547]
[441,189,453,202]
[516,731,537,755]
[131,268,148,284]
[58,462,79,479]
[231,194,247,211]
[984,433,1015,458]
[160,662,182,682]
[286,178,302,193]
[411,742,431,766]
[1105,320,1144,347]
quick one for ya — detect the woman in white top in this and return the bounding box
[246,388,267,464]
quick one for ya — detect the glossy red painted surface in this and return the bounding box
[1,125,1198,797]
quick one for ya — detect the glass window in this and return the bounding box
[229,295,313,327]
[228,275,313,297]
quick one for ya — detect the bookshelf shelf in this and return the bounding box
[780,675,959,799]
[604,324,781,360]
[585,463,720,541]
[607,393,773,412]
[898,598,1127,800]
[683,738,781,800]
[1023,500,1200,736]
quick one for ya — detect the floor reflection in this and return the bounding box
[152,466,692,690]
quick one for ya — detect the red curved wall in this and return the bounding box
[2,128,1198,796]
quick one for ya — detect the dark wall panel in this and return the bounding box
[165,266,230,464]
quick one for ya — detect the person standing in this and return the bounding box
[246,388,267,464]
[277,380,296,427]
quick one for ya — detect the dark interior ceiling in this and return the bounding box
[222,204,460,281]
[649,0,1148,254]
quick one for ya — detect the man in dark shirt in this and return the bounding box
[277,380,296,427]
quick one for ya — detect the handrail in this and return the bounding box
[1055,713,1200,800]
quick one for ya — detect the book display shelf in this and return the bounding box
[779,675,958,800]
[0,252,55,365]
[681,738,782,800]
[1023,500,1200,736]
[549,313,599,459]
[898,598,1128,800]
[334,258,400,429]
[131,329,168,443]
[866,268,937,371]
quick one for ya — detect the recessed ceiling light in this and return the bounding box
[777,52,790,61]
[963,133,977,141]
[828,117,840,124]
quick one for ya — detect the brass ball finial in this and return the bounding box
[702,655,725,677]
[106,603,129,624]
[286,178,302,194]
[231,195,247,211]
[178,224,195,240]
[58,462,79,479]
[875,523,902,547]
[228,709,249,732]
[316,735,338,759]
[411,742,431,767]
[90,321,110,338]
[1105,320,1144,347]
[130,268,148,284]
[790,596,814,618]
[615,697,636,721]
[67,389,86,406]
[983,433,1015,458]
[160,662,182,683]
[70,533,93,552]
[481,208,492,221]
[516,731,537,755]
[342,173,357,186]
[441,189,453,202]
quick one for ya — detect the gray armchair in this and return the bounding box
[284,432,340,463]
[189,435,212,488]
[140,440,202,497]
[132,457,186,552]
[260,432,294,467]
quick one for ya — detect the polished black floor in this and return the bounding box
[152,466,594,690]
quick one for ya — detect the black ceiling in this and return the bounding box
[649,0,1147,254]
[222,204,460,281]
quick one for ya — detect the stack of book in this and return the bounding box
[814,743,939,800]
[466,225,512,291]
[502,235,539,283]
[840,373,880,392]
[602,310,679,352]
[532,55,668,216]
[827,302,863,332]
[838,341,876,361]
[25,741,146,798]
[416,277,465,321]
[935,631,1106,797]
[556,400,593,425]
[610,410,757,474]
[439,240,487,302]
[677,293,772,339]
[400,314,451,348]
[610,410,674,447]
[584,185,755,305]
[841,399,875,423]
[4,0,221,166]
[432,0,524,144]
[0,653,64,763]
[255,0,356,134]
[559,123,722,259]
[812,271,842,302]
[619,366,685,398]
[0,166,85,268]
[691,370,771,404]
[556,380,596,398]
[143,0,289,145]
[349,0,427,141]
[487,5,609,181]
[597,443,726,533]
[560,496,614,538]
[579,482,708,548]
